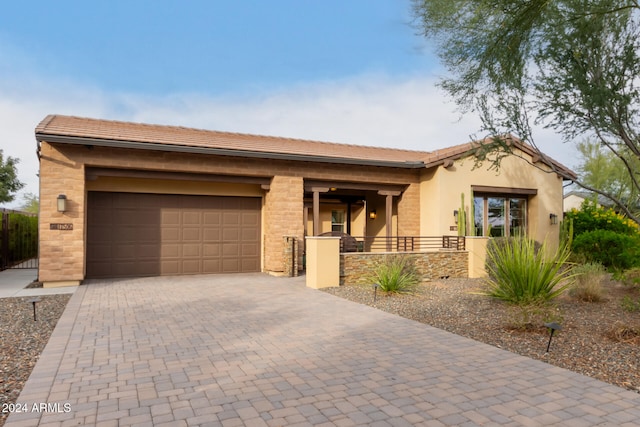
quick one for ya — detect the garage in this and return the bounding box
[86,192,261,278]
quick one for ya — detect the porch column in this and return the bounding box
[311,187,329,236]
[379,190,401,251]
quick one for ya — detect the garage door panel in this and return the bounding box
[203,212,221,225]
[203,259,221,272]
[241,259,260,271]
[182,244,201,257]
[222,259,240,273]
[181,260,202,274]
[161,227,180,241]
[87,192,261,278]
[162,211,180,224]
[203,243,220,256]
[241,244,259,256]
[203,228,221,241]
[136,227,160,243]
[182,228,201,241]
[183,211,202,225]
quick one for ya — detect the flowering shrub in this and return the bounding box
[565,200,639,238]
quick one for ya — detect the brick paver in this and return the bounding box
[6,273,640,426]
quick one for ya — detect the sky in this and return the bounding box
[0,0,577,209]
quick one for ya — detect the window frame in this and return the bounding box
[473,193,528,238]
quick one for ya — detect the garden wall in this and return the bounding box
[340,251,468,286]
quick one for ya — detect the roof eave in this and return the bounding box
[36,133,426,169]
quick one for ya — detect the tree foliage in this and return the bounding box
[0,150,24,203]
[412,0,640,224]
[19,192,39,215]
[575,139,640,216]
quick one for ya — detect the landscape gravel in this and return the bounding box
[0,294,70,426]
[323,277,640,393]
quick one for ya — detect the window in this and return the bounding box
[331,210,345,233]
[474,195,527,237]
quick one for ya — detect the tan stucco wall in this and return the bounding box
[419,150,564,249]
[305,236,340,288]
[38,141,422,284]
[86,176,264,197]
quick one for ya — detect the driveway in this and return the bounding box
[6,274,640,426]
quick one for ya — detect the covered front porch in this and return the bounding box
[303,179,404,252]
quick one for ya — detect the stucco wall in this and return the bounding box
[419,149,564,249]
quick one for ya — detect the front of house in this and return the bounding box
[36,115,575,287]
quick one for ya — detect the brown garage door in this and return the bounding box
[86,192,261,278]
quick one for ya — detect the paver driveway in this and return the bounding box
[6,274,640,426]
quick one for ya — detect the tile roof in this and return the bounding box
[35,114,575,178]
[36,115,431,165]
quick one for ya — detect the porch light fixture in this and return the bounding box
[549,213,558,225]
[369,210,377,220]
[453,210,459,220]
[57,194,67,213]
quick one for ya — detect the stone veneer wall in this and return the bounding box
[283,236,300,277]
[340,251,469,286]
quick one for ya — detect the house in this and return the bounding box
[36,115,576,287]
[563,190,613,212]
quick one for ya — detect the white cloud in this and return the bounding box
[0,72,578,209]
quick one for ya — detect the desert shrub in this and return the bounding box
[564,200,639,238]
[619,268,640,289]
[606,321,640,345]
[483,236,573,305]
[621,295,640,312]
[369,255,420,294]
[506,302,564,331]
[572,230,640,271]
[569,263,606,302]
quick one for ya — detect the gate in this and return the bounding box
[0,209,38,270]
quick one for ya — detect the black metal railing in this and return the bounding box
[337,235,465,253]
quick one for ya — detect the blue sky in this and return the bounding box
[0,1,575,208]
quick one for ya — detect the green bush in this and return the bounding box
[572,230,640,271]
[619,267,640,289]
[564,200,639,238]
[569,263,606,302]
[369,255,420,294]
[483,236,573,305]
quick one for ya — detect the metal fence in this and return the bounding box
[338,235,465,253]
[0,209,38,270]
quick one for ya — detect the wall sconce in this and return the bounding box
[453,210,459,220]
[549,213,558,225]
[369,210,377,220]
[57,194,67,213]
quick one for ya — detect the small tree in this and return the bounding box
[412,0,640,225]
[0,150,24,203]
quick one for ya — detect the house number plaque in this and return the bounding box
[50,223,73,230]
